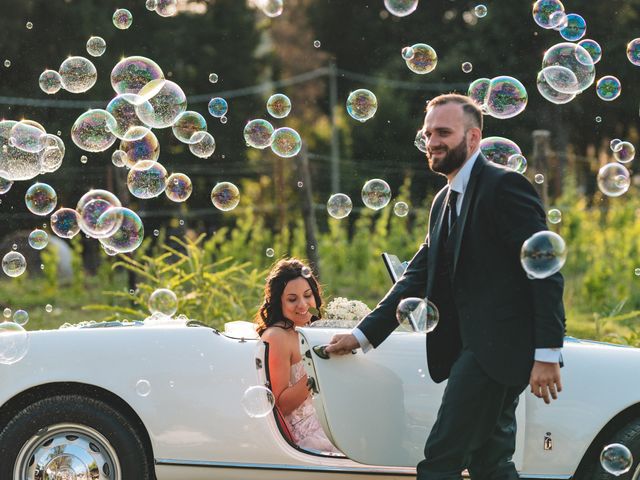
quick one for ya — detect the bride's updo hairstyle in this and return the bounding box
[255,258,322,336]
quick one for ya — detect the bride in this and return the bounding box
[256,258,341,454]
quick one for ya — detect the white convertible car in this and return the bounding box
[0,257,638,480]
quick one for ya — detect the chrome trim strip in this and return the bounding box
[519,475,572,480]
[155,458,416,476]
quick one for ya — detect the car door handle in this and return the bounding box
[312,344,356,359]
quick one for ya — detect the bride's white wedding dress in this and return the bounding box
[285,361,341,454]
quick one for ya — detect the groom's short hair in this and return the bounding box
[426,93,483,132]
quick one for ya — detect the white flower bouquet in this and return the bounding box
[311,297,372,328]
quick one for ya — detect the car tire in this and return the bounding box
[577,417,640,480]
[0,393,153,480]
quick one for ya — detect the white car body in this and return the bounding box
[0,317,638,479]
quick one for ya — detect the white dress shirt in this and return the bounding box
[353,149,561,363]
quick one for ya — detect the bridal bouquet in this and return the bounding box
[311,297,372,328]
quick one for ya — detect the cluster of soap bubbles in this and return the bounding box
[0,120,66,181]
[396,297,439,333]
[243,119,301,158]
[39,56,97,95]
[467,76,528,119]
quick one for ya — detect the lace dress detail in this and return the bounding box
[285,361,341,454]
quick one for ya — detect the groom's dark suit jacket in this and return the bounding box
[357,155,566,386]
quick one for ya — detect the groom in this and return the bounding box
[326,94,565,480]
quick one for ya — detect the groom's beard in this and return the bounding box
[428,137,468,175]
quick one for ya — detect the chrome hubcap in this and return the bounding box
[15,423,120,480]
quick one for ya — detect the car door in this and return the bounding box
[297,327,525,469]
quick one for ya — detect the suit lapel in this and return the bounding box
[451,155,487,278]
[427,187,448,297]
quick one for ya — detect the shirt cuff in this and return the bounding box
[535,348,562,363]
[352,327,373,353]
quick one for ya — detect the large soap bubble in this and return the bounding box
[189,132,216,158]
[76,189,122,238]
[0,172,13,195]
[520,231,567,279]
[361,179,391,210]
[25,182,57,216]
[51,208,81,239]
[532,0,565,29]
[467,78,490,107]
[136,80,187,129]
[148,288,178,316]
[484,76,528,119]
[405,43,437,74]
[59,56,97,94]
[155,0,178,17]
[0,322,29,365]
[0,120,41,181]
[39,70,62,95]
[211,182,240,211]
[541,66,579,95]
[86,36,107,57]
[28,229,48,250]
[270,127,302,157]
[536,70,576,105]
[559,13,586,42]
[172,111,207,144]
[98,207,144,253]
[542,42,595,94]
[9,121,46,153]
[113,8,133,29]
[266,94,292,119]
[627,39,640,66]
[120,129,160,167]
[384,0,419,17]
[241,385,275,418]
[346,89,378,122]
[111,56,164,96]
[597,163,630,197]
[208,97,228,118]
[600,444,633,476]
[40,134,66,173]
[578,39,602,64]
[2,251,27,278]
[243,119,274,149]
[613,141,635,164]
[480,136,522,165]
[596,76,621,102]
[71,109,117,152]
[127,160,168,199]
[165,173,192,202]
[106,94,148,141]
[327,193,352,219]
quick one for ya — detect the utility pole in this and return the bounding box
[297,145,320,278]
[532,129,551,209]
[329,60,340,193]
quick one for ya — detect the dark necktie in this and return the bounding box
[448,189,459,233]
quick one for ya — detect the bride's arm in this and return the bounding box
[263,328,310,416]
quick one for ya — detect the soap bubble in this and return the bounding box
[149,288,178,316]
[0,173,12,194]
[40,134,66,173]
[536,70,576,105]
[135,379,152,397]
[396,297,439,333]
[596,76,621,102]
[98,207,144,253]
[51,208,81,239]
[613,141,635,163]
[506,154,528,174]
[532,0,565,29]
[393,201,410,217]
[120,128,160,167]
[9,121,46,153]
[467,78,490,107]
[155,0,178,17]
[266,94,292,119]
[146,0,157,10]
[384,0,418,17]
[610,139,622,151]
[25,183,57,216]
[548,208,562,224]
[241,385,275,418]
[86,36,106,57]
[578,39,602,64]
[257,0,283,17]
[461,62,473,73]
[597,163,630,197]
[26,22,33,29]
[541,66,579,95]
[405,43,438,74]
[165,173,192,202]
[113,8,133,29]
[136,80,187,129]
[71,109,117,152]
[600,443,633,476]
[474,4,487,17]
[266,248,275,257]
[535,174,545,184]
[208,73,219,83]
[327,193,352,219]
[3,60,9,68]
[189,132,216,158]
[0,122,49,181]
[520,231,567,279]
[313,40,321,48]
[39,70,62,95]
[59,56,97,94]
[0,322,29,364]
[627,38,640,66]
[172,111,207,144]
[127,160,168,199]
[270,127,302,157]
[485,76,528,119]
[2,251,27,277]
[76,189,122,238]
[2,309,10,318]
[559,13,586,42]
[414,129,427,153]
[480,136,522,166]
[45,304,53,313]
[542,42,595,94]
[402,46,414,60]
[111,56,164,96]
[28,229,48,250]
[106,94,148,141]
[208,97,228,118]
[346,89,378,122]
[362,179,391,210]
[12,310,28,326]
[244,119,274,149]
[211,182,240,211]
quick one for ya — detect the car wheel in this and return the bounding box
[577,417,640,480]
[0,394,153,480]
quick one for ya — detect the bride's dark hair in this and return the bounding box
[255,258,322,336]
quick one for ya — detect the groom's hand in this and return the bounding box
[325,334,359,355]
[529,361,562,404]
